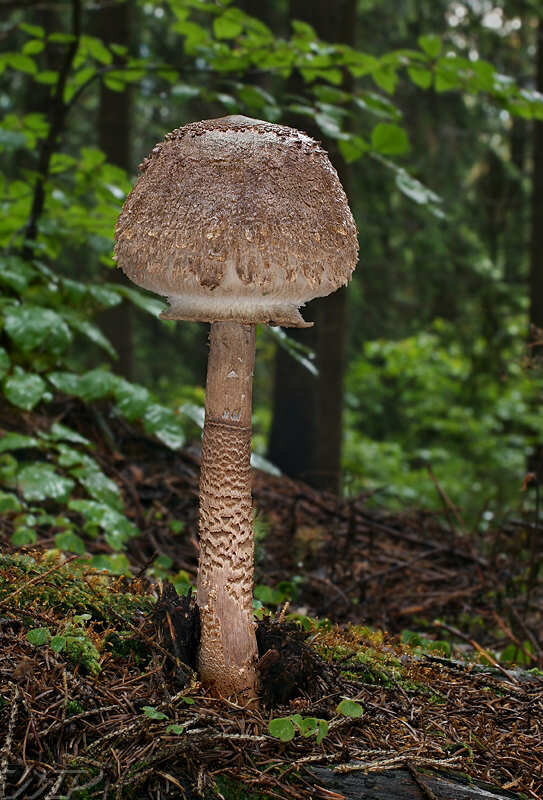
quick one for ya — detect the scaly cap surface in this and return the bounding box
[114,115,358,327]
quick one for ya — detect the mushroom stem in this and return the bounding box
[196,320,259,700]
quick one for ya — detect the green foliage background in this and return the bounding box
[0,0,541,566]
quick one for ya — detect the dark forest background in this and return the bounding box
[0,0,542,566]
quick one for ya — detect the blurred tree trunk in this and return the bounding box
[530,15,543,338]
[529,14,543,481]
[268,0,356,493]
[98,0,134,381]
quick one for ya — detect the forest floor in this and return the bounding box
[0,397,542,799]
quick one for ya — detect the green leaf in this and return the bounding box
[27,628,48,646]
[434,58,463,93]
[61,279,87,305]
[316,719,329,745]
[6,53,37,75]
[18,463,75,503]
[312,85,349,105]
[79,147,106,172]
[50,153,77,174]
[268,717,296,742]
[171,83,201,101]
[48,32,77,43]
[418,34,442,58]
[23,40,45,56]
[172,20,208,51]
[394,168,445,217]
[48,369,118,402]
[178,402,205,429]
[142,706,169,720]
[55,443,95,469]
[371,67,398,95]
[35,71,59,85]
[66,316,117,359]
[104,72,128,91]
[90,553,132,575]
[166,724,186,734]
[346,51,379,78]
[371,123,409,155]
[69,499,139,546]
[20,23,45,38]
[115,286,167,317]
[337,698,363,718]
[354,92,402,121]
[12,527,36,545]
[143,404,185,450]
[4,306,72,355]
[82,35,113,65]
[0,491,22,513]
[114,381,152,421]
[0,433,39,453]
[291,20,317,39]
[77,370,119,402]
[251,453,281,476]
[269,327,318,376]
[4,368,46,411]
[315,112,347,140]
[0,348,11,381]
[338,135,370,163]
[74,468,122,510]
[55,531,85,555]
[214,10,244,39]
[89,284,122,308]
[47,423,92,446]
[73,67,97,87]
[50,636,67,653]
[407,66,433,89]
[238,84,275,110]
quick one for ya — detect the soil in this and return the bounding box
[0,396,542,798]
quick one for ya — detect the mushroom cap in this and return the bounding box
[114,115,358,327]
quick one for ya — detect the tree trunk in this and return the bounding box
[530,15,543,336]
[196,321,259,701]
[268,0,356,493]
[98,0,134,381]
[528,15,543,481]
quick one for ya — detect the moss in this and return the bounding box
[209,775,287,799]
[66,700,84,717]
[103,631,150,665]
[64,630,101,676]
[0,553,156,674]
[0,553,155,624]
[313,625,408,688]
[527,667,543,678]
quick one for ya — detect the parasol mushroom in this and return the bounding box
[114,115,358,702]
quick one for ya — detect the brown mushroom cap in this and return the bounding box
[114,115,358,327]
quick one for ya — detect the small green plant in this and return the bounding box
[336,698,364,718]
[142,698,195,731]
[26,613,101,675]
[142,706,169,721]
[267,698,363,746]
[268,714,329,745]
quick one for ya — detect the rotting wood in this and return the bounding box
[310,765,524,800]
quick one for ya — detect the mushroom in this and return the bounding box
[114,115,358,701]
